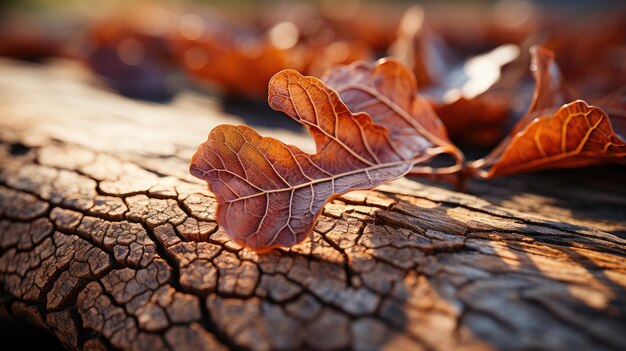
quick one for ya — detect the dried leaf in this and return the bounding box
[425,2,537,54]
[190,67,455,250]
[322,58,464,170]
[473,47,626,178]
[480,101,625,177]
[489,45,571,148]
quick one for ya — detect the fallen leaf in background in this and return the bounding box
[472,47,626,178]
[258,1,400,53]
[190,65,461,250]
[173,4,377,97]
[424,44,526,147]
[171,10,304,98]
[521,46,572,114]
[390,6,528,146]
[426,0,537,55]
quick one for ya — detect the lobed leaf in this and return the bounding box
[190,67,455,250]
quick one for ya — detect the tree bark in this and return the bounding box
[0,59,625,351]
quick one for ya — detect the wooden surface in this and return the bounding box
[0,59,625,351]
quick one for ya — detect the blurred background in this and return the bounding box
[1,0,624,148]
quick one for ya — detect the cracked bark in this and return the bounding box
[0,59,625,351]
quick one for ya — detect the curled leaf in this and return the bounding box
[524,46,572,116]
[190,68,454,250]
[479,100,626,177]
[424,44,523,146]
[473,47,626,178]
[323,58,464,170]
[389,6,528,146]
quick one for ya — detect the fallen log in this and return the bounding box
[0,59,625,351]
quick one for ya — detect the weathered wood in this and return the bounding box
[0,59,625,351]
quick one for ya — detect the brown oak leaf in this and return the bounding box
[472,47,626,178]
[190,66,459,250]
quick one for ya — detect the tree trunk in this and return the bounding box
[1,59,625,351]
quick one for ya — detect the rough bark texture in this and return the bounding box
[0,59,625,351]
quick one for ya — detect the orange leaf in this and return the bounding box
[482,101,625,177]
[473,47,626,178]
[190,68,455,250]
